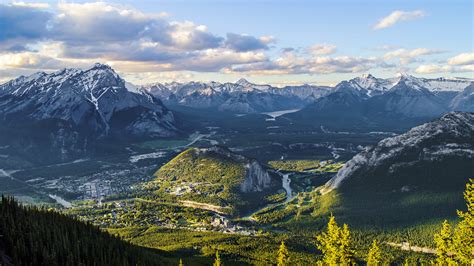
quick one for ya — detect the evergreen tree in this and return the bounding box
[366,240,382,266]
[0,196,169,266]
[316,214,354,265]
[451,178,474,264]
[277,241,289,266]
[340,224,355,264]
[213,250,222,266]
[434,179,474,265]
[434,220,455,265]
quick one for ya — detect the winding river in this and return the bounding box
[282,173,292,202]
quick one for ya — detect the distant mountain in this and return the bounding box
[286,74,472,131]
[450,83,474,112]
[319,112,474,225]
[0,63,177,162]
[367,76,448,118]
[151,146,280,215]
[143,79,330,113]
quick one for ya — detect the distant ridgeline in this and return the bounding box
[0,196,176,265]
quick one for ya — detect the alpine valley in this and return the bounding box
[1,64,473,265]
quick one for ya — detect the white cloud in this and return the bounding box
[383,48,443,64]
[227,49,378,75]
[415,64,452,74]
[0,2,470,81]
[447,53,474,65]
[459,65,474,72]
[373,10,426,30]
[309,44,337,55]
[11,1,49,9]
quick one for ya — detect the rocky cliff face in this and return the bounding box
[240,161,273,193]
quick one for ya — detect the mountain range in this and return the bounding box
[285,74,473,131]
[143,78,332,113]
[143,73,472,116]
[0,64,472,161]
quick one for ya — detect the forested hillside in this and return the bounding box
[0,196,174,266]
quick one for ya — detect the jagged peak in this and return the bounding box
[236,78,253,86]
[90,62,113,70]
[360,73,376,79]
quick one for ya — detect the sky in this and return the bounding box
[0,0,472,86]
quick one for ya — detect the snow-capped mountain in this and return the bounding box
[346,73,471,96]
[341,74,396,97]
[367,76,449,118]
[142,79,329,113]
[143,73,471,115]
[285,74,472,130]
[323,111,474,192]
[0,63,177,138]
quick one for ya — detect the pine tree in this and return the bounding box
[316,214,340,265]
[316,214,354,265]
[340,224,355,265]
[451,178,474,264]
[434,220,455,265]
[213,250,222,266]
[366,240,382,266]
[277,241,289,266]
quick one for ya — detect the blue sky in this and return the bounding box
[0,0,472,85]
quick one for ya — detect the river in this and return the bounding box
[282,173,292,202]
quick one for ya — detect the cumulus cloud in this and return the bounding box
[383,48,443,64]
[373,10,426,30]
[0,1,270,73]
[415,64,452,74]
[225,33,274,52]
[447,53,474,65]
[227,49,378,75]
[0,4,51,42]
[0,2,469,81]
[309,44,337,55]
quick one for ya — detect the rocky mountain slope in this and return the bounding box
[312,112,474,226]
[150,146,280,215]
[324,112,474,191]
[0,64,177,162]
